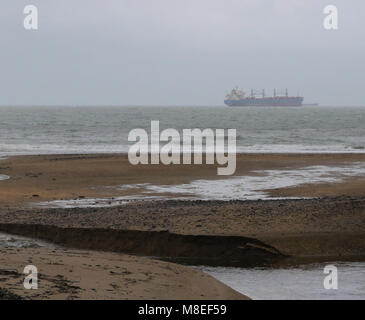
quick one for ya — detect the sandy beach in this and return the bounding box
[1,153,365,299]
[0,246,246,300]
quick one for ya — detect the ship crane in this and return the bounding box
[250,89,266,98]
[274,88,289,97]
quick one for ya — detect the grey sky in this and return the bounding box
[1,0,364,106]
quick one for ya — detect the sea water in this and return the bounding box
[0,105,364,155]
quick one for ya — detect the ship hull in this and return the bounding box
[225,97,304,107]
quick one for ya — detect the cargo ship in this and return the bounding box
[224,88,304,107]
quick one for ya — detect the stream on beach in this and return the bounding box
[197,263,365,300]
[1,232,364,300]
[0,232,55,249]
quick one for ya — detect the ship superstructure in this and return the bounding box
[224,88,304,107]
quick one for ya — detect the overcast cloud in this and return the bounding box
[0,0,364,106]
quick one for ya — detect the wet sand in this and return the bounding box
[0,153,365,206]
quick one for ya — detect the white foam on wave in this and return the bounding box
[0,143,130,157]
[236,144,365,154]
[1,143,365,157]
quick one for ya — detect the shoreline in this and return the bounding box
[3,152,365,159]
